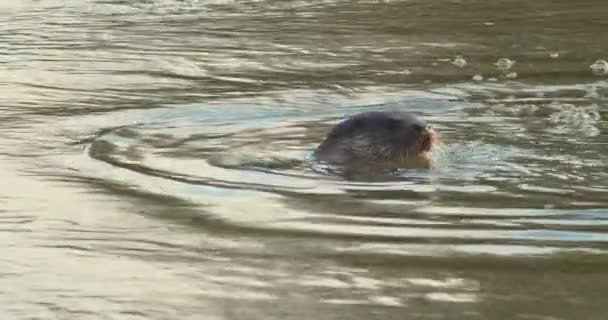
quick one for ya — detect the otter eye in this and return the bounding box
[412,124,425,132]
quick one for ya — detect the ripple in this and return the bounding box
[3,0,608,318]
[426,292,477,303]
[61,84,608,251]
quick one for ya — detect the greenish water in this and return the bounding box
[1,0,607,319]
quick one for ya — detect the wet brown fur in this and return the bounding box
[314,111,436,167]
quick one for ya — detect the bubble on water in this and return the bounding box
[487,77,497,82]
[483,22,495,26]
[590,59,608,75]
[451,56,467,68]
[496,58,515,70]
[547,104,601,137]
[432,62,439,66]
[549,52,560,59]
[588,111,601,121]
[472,74,483,81]
[505,72,518,79]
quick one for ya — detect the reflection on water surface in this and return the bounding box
[0,0,607,319]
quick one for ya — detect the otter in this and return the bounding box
[313,111,437,167]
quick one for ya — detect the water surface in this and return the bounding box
[1,0,608,319]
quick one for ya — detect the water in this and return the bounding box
[1,0,608,318]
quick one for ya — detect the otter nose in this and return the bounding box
[426,124,438,144]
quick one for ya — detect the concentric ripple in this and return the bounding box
[78,85,608,251]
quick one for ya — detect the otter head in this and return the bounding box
[314,111,437,165]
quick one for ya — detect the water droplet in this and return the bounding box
[483,22,495,26]
[496,58,515,70]
[588,111,601,121]
[550,52,560,59]
[451,56,466,68]
[505,72,518,79]
[590,59,608,75]
[472,74,483,81]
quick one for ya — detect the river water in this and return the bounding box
[1,0,608,319]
